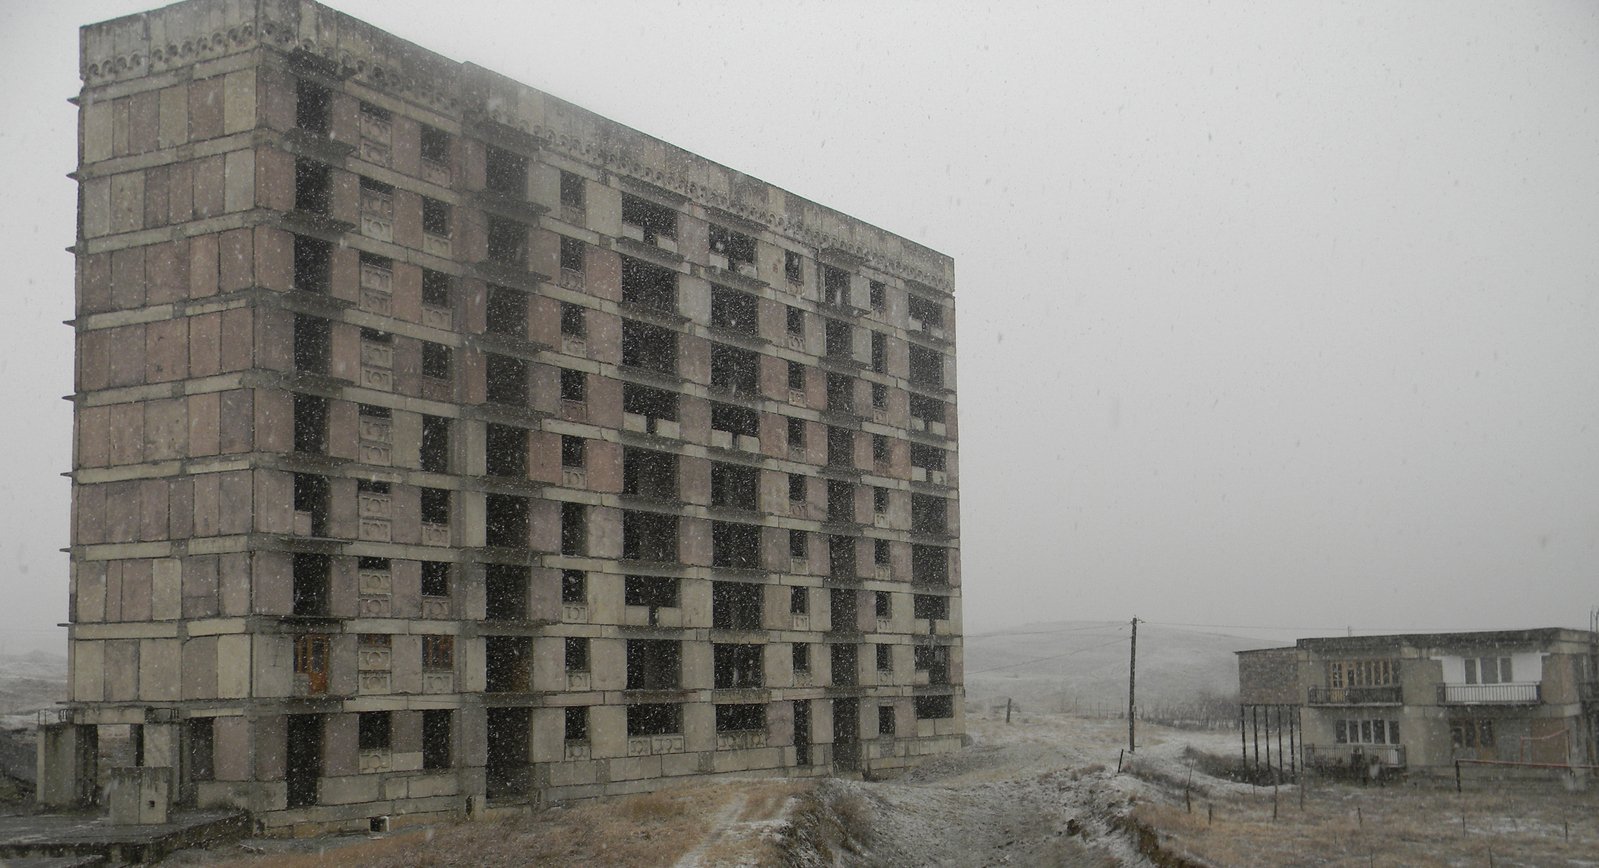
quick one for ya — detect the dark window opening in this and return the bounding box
[484,706,528,798]
[561,502,586,556]
[710,343,758,395]
[830,589,857,633]
[912,545,949,585]
[875,591,892,618]
[560,303,585,338]
[422,197,450,237]
[559,171,585,210]
[485,636,532,693]
[909,345,944,389]
[293,393,328,454]
[626,703,682,737]
[622,383,678,422]
[485,353,527,405]
[874,487,889,514]
[293,314,330,374]
[831,643,858,686]
[911,494,948,535]
[915,695,954,720]
[714,644,764,689]
[560,369,586,402]
[791,586,809,614]
[285,713,322,808]
[828,479,855,523]
[420,415,450,473]
[293,474,330,538]
[358,711,391,751]
[787,417,806,450]
[422,342,451,381]
[291,552,330,616]
[296,79,330,135]
[708,224,756,268]
[789,474,806,503]
[789,530,808,560]
[564,707,589,742]
[561,435,585,469]
[622,448,677,500]
[420,125,449,166]
[622,511,678,562]
[715,703,766,733]
[871,382,888,410]
[875,538,891,566]
[827,373,854,413]
[294,158,332,214]
[712,522,761,569]
[829,535,856,578]
[710,402,759,438]
[872,434,890,464]
[421,634,453,670]
[914,645,950,684]
[876,644,893,672]
[565,637,590,673]
[869,281,885,310]
[621,319,677,374]
[621,194,677,243]
[823,266,849,306]
[871,332,887,373]
[784,250,803,283]
[560,236,585,273]
[293,235,331,294]
[793,643,811,673]
[485,286,526,337]
[420,487,449,525]
[910,393,946,426]
[908,294,944,329]
[625,574,678,610]
[621,256,677,312]
[626,640,680,690]
[911,443,946,471]
[712,581,763,630]
[878,704,896,735]
[825,319,852,359]
[484,145,527,198]
[484,564,527,621]
[486,216,526,267]
[710,463,759,511]
[485,493,529,548]
[485,424,527,478]
[561,570,587,604]
[421,561,450,599]
[422,709,452,770]
[787,305,804,336]
[710,287,758,334]
[913,594,950,621]
[188,718,215,782]
[422,269,451,310]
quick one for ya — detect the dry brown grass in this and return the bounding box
[212,780,809,868]
[1135,781,1599,867]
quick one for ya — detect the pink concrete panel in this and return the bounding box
[139,479,169,542]
[191,473,219,537]
[254,147,294,213]
[188,233,218,298]
[187,392,220,456]
[191,154,225,219]
[120,559,153,622]
[145,318,188,383]
[187,76,224,140]
[586,247,621,302]
[218,470,253,535]
[167,161,194,224]
[217,390,253,454]
[78,250,112,315]
[144,239,189,305]
[143,165,170,228]
[168,478,194,541]
[106,402,144,466]
[105,324,147,387]
[219,307,253,372]
[254,226,292,292]
[143,397,186,461]
[110,246,145,310]
[218,228,253,292]
[128,89,159,154]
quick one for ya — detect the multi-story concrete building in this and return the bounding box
[46,0,962,832]
[1238,629,1599,780]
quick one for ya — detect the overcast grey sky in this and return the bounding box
[2,1,1596,654]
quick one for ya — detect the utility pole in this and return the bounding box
[1128,616,1138,753]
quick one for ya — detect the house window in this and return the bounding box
[711,523,761,570]
[878,704,896,735]
[422,709,452,770]
[875,591,891,618]
[485,424,527,478]
[621,194,677,243]
[421,561,450,599]
[420,415,449,473]
[566,638,590,673]
[871,332,887,373]
[869,280,885,310]
[358,711,392,752]
[293,474,330,537]
[484,145,527,198]
[1327,660,1401,689]
[560,236,585,274]
[872,434,889,464]
[296,79,330,135]
[714,704,765,733]
[913,594,949,621]
[422,197,451,238]
[1335,719,1400,745]
[789,530,807,560]
[420,125,450,167]
[292,552,330,616]
[421,342,451,380]
[293,393,329,454]
[486,216,526,266]
[485,353,527,404]
[561,369,586,402]
[914,695,953,720]
[791,587,808,614]
[421,635,453,671]
[787,417,805,450]
[626,640,680,690]
[708,224,756,270]
[712,581,763,630]
[789,474,806,503]
[485,286,526,337]
[294,158,331,214]
[875,539,891,566]
[188,718,215,781]
[876,644,893,672]
[1464,656,1513,685]
[565,707,589,742]
[872,382,888,410]
[823,266,849,306]
[874,487,889,514]
[784,250,803,284]
[788,361,806,391]
[622,319,677,374]
[420,487,450,525]
[621,257,677,312]
[561,435,586,469]
[710,287,758,334]
[713,644,764,688]
[484,564,527,621]
[626,704,682,737]
[787,305,804,336]
[559,171,585,211]
[711,463,760,511]
[485,494,530,548]
[561,502,586,556]
[561,303,585,338]
[293,314,330,373]
[293,235,331,293]
[422,269,451,312]
[792,643,810,673]
[561,569,587,604]
[1450,719,1494,749]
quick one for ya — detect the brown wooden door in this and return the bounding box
[295,634,330,695]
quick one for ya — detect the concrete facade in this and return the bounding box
[1238,629,1599,778]
[60,0,963,833]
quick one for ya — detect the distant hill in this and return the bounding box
[964,620,1283,715]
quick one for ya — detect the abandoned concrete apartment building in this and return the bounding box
[49,0,963,831]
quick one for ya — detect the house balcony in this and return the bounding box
[1307,685,1403,705]
[1304,743,1406,770]
[1436,683,1541,705]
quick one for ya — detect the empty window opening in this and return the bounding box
[558,368,585,403]
[485,353,527,404]
[831,644,858,686]
[561,435,586,469]
[626,704,682,737]
[560,303,585,338]
[293,235,331,293]
[913,594,950,621]
[292,552,330,616]
[710,287,758,334]
[620,257,677,312]
[560,236,585,273]
[484,145,527,198]
[285,713,323,808]
[421,342,451,380]
[486,216,526,267]
[710,402,759,438]
[621,319,677,374]
[420,125,449,166]
[876,644,893,672]
[485,286,526,337]
[789,530,808,560]
[910,393,946,426]
[875,538,891,567]
[871,382,888,410]
[422,634,453,671]
[908,294,944,329]
[564,707,589,742]
[622,511,678,562]
[915,695,954,720]
[484,564,527,621]
[188,718,215,782]
[789,474,807,503]
[823,267,849,306]
[485,493,529,548]
[830,589,858,634]
[714,644,764,689]
[561,502,586,555]
[295,79,330,135]
[293,314,331,374]
[874,487,889,514]
[713,522,761,569]
[622,448,678,500]
[713,581,763,629]
[912,545,949,585]
[715,704,766,734]
[787,305,805,336]
[784,250,803,283]
[621,194,677,243]
[911,494,948,535]
[827,373,854,413]
[788,361,806,391]
[872,434,890,465]
[625,574,678,611]
[909,345,944,389]
[485,424,527,478]
[294,158,332,214]
[622,383,678,423]
[708,224,756,269]
[358,711,391,753]
[871,332,887,373]
[626,640,680,690]
[484,706,529,798]
[421,709,452,770]
[422,269,451,312]
[791,587,809,614]
[709,343,758,395]
[878,704,896,735]
[825,319,852,359]
[827,429,852,469]
[565,637,590,673]
[827,480,854,523]
[562,569,587,605]
[911,443,946,472]
[420,487,450,526]
[710,463,759,511]
[787,417,806,450]
[869,280,885,310]
[420,415,450,473]
[875,591,892,618]
[559,171,585,210]
[293,393,329,454]
[793,643,811,674]
[293,473,330,537]
[421,561,450,599]
[485,636,533,692]
[422,197,451,238]
[829,535,856,578]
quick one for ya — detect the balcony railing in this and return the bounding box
[1307,685,1403,705]
[1437,682,1541,705]
[1304,743,1406,769]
